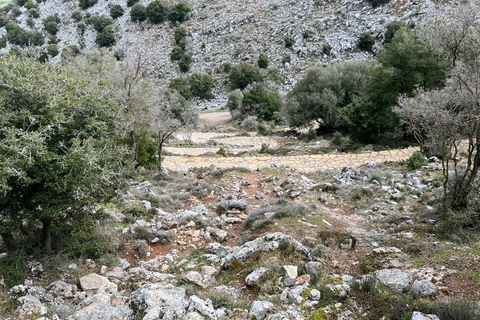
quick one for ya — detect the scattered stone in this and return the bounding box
[206,227,228,242]
[188,295,217,320]
[305,261,322,277]
[249,300,274,320]
[246,268,267,286]
[411,311,440,320]
[376,269,412,292]
[79,274,117,296]
[309,289,321,300]
[46,280,77,299]
[281,265,298,287]
[16,295,47,318]
[221,199,247,211]
[183,271,216,289]
[130,284,188,320]
[410,280,438,297]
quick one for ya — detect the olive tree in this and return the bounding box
[396,6,480,211]
[0,57,127,253]
[148,90,198,170]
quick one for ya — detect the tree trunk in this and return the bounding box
[42,219,52,252]
[157,140,163,171]
[1,232,16,251]
[129,130,138,164]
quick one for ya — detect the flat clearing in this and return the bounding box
[0,0,12,8]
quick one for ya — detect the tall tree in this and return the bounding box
[0,57,127,252]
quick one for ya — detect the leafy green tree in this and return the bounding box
[241,84,281,121]
[344,28,448,142]
[168,1,191,23]
[43,14,60,35]
[178,54,192,72]
[0,57,127,253]
[258,53,269,69]
[384,21,405,44]
[61,45,81,60]
[127,0,139,7]
[170,46,184,61]
[110,5,124,19]
[285,60,375,131]
[47,43,58,56]
[71,10,83,22]
[89,14,113,33]
[146,0,169,24]
[188,72,214,100]
[174,26,187,47]
[79,0,98,10]
[169,78,193,100]
[229,62,262,90]
[358,33,375,52]
[130,3,146,22]
[96,25,116,47]
[6,22,44,47]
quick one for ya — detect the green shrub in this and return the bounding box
[110,5,124,19]
[169,1,191,23]
[434,300,479,320]
[46,43,58,56]
[16,0,27,6]
[366,0,390,8]
[71,10,83,22]
[242,84,281,121]
[0,37,6,49]
[95,25,116,47]
[384,21,405,44]
[79,0,98,10]
[284,36,294,48]
[307,128,317,141]
[61,45,81,60]
[0,252,28,288]
[43,14,60,35]
[6,22,44,47]
[200,289,238,309]
[178,54,192,72]
[358,33,375,52]
[259,143,270,154]
[130,3,146,22]
[223,62,232,73]
[216,146,227,157]
[170,46,184,61]
[331,131,343,146]
[229,62,262,90]
[323,43,332,56]
[169,78,193,100]
[89,14,113,32]
[189,72,214,100]
[127,0,139,7]
[38,51,49,63]
[137,135,158,168]
[28,8,39,18]
[174,26,187,45]
[406,151,427,170]
[146,0,168,24]
[258,53,269,69]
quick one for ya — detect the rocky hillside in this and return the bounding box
[0,0,463,108]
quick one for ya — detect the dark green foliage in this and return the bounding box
[345,28,448,143]
[130,3,146,22]
[258,53,269,69]
[174,26,187,45]
[178,54,192,72]
[229,62,262,90]
[323,43,332,55]
[43,14,61,35]
[384,21,405,44]
[48,35,58,44]
[10,7,21,17]
[366,0,390,8]
[127,0,139,7]
[168,1,191,23]
[89,14,113,32]
[95,24,116,47]
[38,51,48,63]
[146,0,168,24]
[358,32,375,52]
[26,17,34,28]
[0,37,6,49]
[114,49,125,61]
[47,43,58,56]
[223,62,232,73]
[242,84,282,121]
[169,78,193,100]
[79,0,98,10]
[285,60,374,131]
[170,46,184,61]
[5,22,43,47]
[110,4,124,19]
[61,45,81,60]
[136,135,158,168]
[284,36,293,48]
[406,151,427,170]
[71,10,83,22]
[16,0,27,6]
[188,72,214,100]
[0,57,127,254]
[0,13,9,28]
[28,8,39,18]
[0,252,28,288]
[24,0,37,10]
[77,23,86,35]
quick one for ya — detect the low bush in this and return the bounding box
[130,3,146,22]
[406,151,427,170]
[110,5,124,19]
[146,0,168,24]
[169,1,191,23]
[358,33,375,52]
[258,53,269,69]
[79,0,98,10]
[229,62,262,90]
